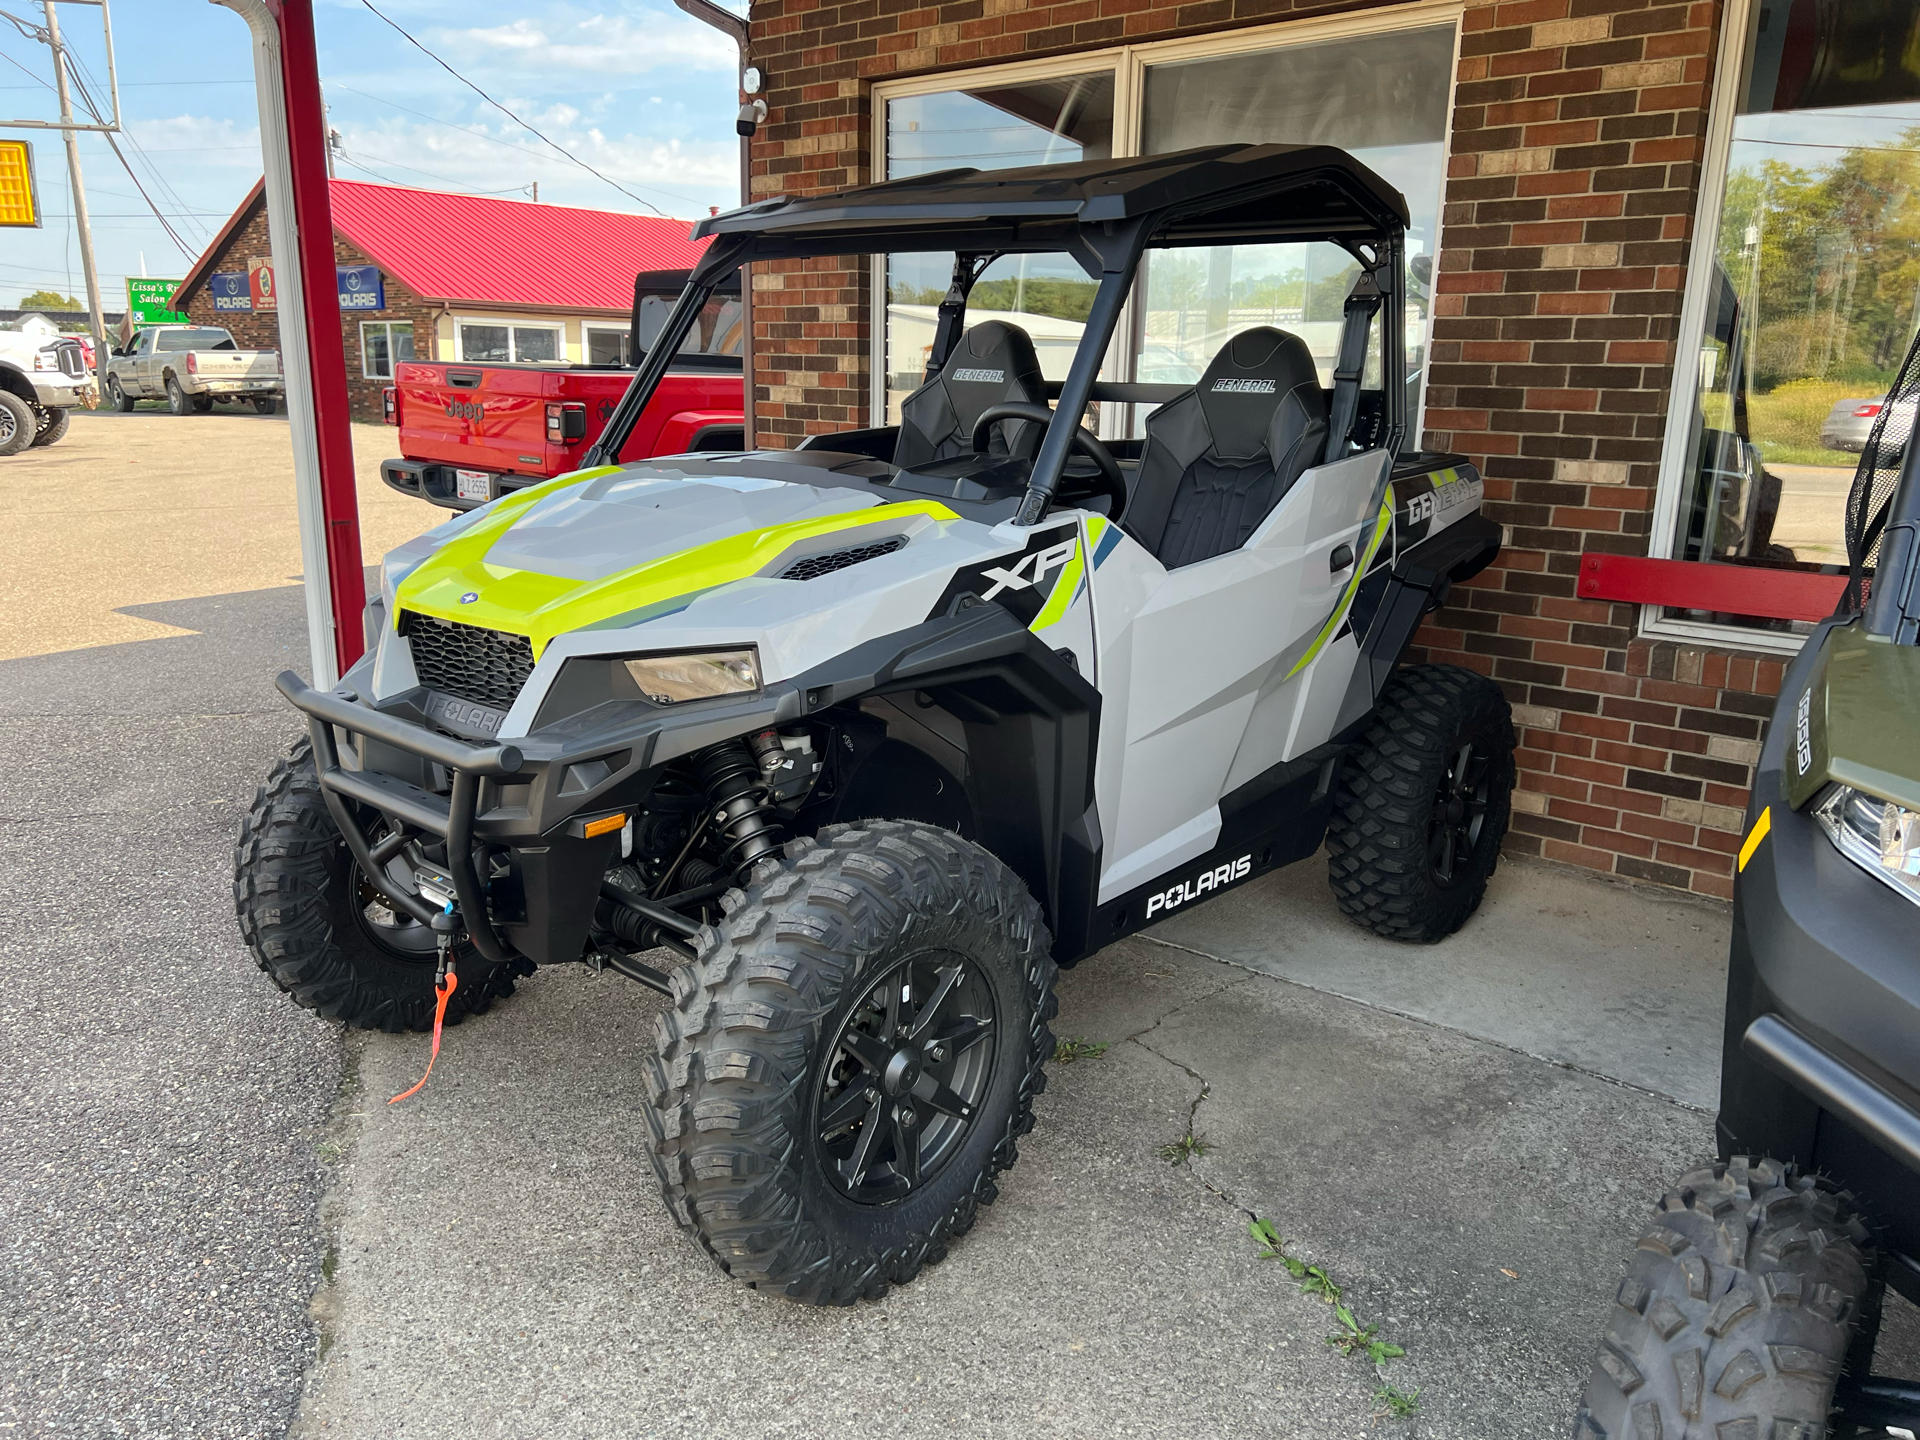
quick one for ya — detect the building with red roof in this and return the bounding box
[169,178,710,420]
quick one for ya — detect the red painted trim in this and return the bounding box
[1576,553,1847,624]
[278,1,365,671]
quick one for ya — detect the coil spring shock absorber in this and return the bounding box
[693,730,787,879]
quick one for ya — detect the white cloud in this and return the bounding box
[330,115,738,218]
[431,12,735,77]
[126,114,266,169]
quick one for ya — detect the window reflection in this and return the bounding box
[1669,0,1920,630]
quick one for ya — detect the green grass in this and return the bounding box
[1373,1383,1419,1419]
[1158,1133,1210,1165]
[1052,1037,1110,1063]
[1753,440,1861,469]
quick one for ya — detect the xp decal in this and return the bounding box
[925,522,1082,627]
[1145,855,1254,918]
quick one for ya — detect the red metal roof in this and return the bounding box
[327,181,711,311]
[171,179,711,315]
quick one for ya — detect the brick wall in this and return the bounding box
[748,0,1782,900]
[175,199,442,423]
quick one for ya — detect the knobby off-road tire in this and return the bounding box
[1326,662,1515,942]
[644,820,1058,1306]
[1574,1157,1875,1440]
[0,391,35,456]
[32,406,70,447]
[233,738,521,1032]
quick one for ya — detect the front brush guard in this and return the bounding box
[277,670,521,964]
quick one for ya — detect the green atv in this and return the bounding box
[1573,335,1920,1435]
[235,145,1513,1304]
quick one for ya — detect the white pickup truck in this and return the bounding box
[0,323,92,455]
[105,325,283,415]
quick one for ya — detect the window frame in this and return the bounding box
[453,316,566,365]
[1641,0,1818,657]
[359,319,414,381]
[582,322,631,367]
[867,2,1464,431]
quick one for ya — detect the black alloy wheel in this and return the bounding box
[1430,738,1496,887]
[815,952,997,1204]
[351,825,440,964]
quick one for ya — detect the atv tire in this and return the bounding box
[644,820,1057,1305]
[32,406,70,447]
[233,738,522,1032]
[1326,662,1514,942]
[1574,1156,1875,1440]
[0,390,34,456]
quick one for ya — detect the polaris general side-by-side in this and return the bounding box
[235,146,1514,1304]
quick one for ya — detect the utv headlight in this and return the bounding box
[623,648,760,705]
[1813,784,1920,906]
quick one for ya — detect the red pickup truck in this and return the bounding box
[380,270,744,511]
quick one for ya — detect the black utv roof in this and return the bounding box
[689,143,1407,271]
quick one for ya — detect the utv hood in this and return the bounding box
[392,463,954,654]
[1785,623,1920,814]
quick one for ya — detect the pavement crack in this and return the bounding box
[1136,933,1714,1115]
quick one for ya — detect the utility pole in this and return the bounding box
[43,2,108,391]
[531,181,538,203]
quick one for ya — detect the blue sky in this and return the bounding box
[1,1,745,309]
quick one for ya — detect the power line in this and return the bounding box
[329,82,712,206]
[356,0,667,217]
[55,52,199,259]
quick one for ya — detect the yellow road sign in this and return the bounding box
[0,139,40,228]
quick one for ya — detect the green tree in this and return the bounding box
[17,289,81,311]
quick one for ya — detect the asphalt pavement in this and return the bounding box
[5,413,1915,1438]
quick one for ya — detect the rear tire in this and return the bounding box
[31,406,70,447]
[107,375,134,412]
[0,391,34,456]
[644,820,1057,1305]
[191,393,214,414]
[252,396,277,415]
[1574,1156,1875,1440]
[232,738,523,1031]
[164,374,190,415]
[1326,662,1514,942]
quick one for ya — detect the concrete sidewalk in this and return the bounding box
[290,859,1727,1440]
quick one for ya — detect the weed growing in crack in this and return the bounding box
[1248,1220,1340,1303]
[1326,1304,1404,1366]
[1159,1133,1210,1165]
[1373,1383,1419,1419]
[1053,1037,1110,1063]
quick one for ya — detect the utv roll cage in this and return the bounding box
[587,143,1412,526]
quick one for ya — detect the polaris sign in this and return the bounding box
[211,272,252,312]
[337,265,385,311]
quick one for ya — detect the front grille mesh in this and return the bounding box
[402,613,534,711]
[778,535,908,581]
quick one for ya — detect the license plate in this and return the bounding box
[455,469,491,502]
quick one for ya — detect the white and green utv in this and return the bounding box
[235,144,1515,1305]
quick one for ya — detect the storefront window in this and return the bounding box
[1135,25,1454,427]
[882,72,1115,422]
[1664,0,1920,632]
[360,320,413,380]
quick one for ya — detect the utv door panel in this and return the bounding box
[1090,450,1389,903]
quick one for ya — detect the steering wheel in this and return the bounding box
[971,401,1127,521]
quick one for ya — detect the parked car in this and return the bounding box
[0,321,91,455]
[1821,392,1915,455]
[1574,336,1920,1440]
[104,325,283,415]
[237,144,1512,1307]
[379,269,744,510]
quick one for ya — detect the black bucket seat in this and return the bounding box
[1124,327,1329,569]
[894,320,1048,469]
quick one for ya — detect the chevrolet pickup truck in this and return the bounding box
[105,325,283,415]
[379,269,744,510]
[0,323,91,454]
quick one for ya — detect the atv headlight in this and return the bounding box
[1813,784,1920,906]
[623,648,760,705]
